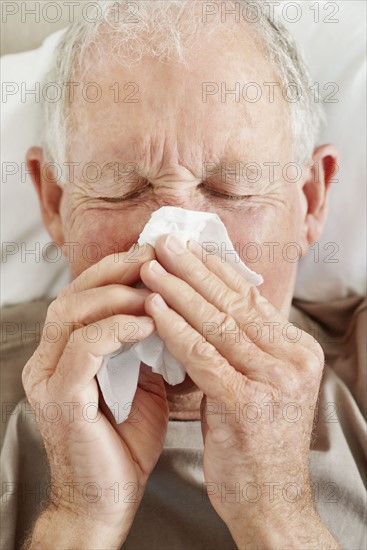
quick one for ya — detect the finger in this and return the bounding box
[141,257,287,364]
[154,234,276,320]
[144,293,242,401]
[25,285,154,382]
[59,243,156,298]
[188,240,263,296]
[48,315,155,395]
[149,236,323,366]
[188,240,323,362]
[141,262,290,381]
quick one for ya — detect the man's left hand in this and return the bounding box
[140,234,339,548]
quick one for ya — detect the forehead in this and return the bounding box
[68,24,292,173]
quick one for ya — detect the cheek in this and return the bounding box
[61,207,154,278]
[221,194,303,311]
[61,190,304,313]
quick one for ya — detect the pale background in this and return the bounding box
[1,1,87,55]
[1,1,366,306]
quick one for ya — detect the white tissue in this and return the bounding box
[97,207,263,423]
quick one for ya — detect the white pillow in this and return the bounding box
[1,29,70,306]
[275,0,366,301]
[1,1,365,306]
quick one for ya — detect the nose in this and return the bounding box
[152,183,197,198]
[154,191,203,212]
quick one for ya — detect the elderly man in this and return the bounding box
[1,1,366,549]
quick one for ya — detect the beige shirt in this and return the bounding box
[1,296,366,549]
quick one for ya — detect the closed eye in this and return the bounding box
[199,183,253,201]
[99,182,151,202]
[98,182,253,202]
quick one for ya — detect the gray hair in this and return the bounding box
[42,0,325,172]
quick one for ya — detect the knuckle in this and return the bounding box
[185,261,210,283]
[216,311,241,341]
[46,298,64,322]
[246,284,259,309]
[223,291,247,318]
[232,270,250,292]
[182,287,206,315]
[21,360,32,390]
[178,287,212,326]
[295,347,323,381]
[237,284,259,315]
[46,298,59,320]
[167,312,191,337]
[189,337,216,362]
[45,298,68,334]
[110,285,130,304]
[179,283,195,304]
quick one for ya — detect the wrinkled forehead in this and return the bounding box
[67,20,293,173]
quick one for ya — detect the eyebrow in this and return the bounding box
[203,160,274,187]
[80,160,142,187]
[81,155,280,190]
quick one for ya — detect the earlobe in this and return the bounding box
[26,146,65,247]
[300,144,339,254]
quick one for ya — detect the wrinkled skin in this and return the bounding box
[24,21,340,550]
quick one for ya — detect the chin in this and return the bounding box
[164,374,198,395]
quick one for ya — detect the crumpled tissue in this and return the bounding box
[97,206,263,423]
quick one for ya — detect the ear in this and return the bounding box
[299,144,339,256]
[26,146,65,247]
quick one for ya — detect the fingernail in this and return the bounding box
[149,260,168,276]
[151,294,169,310]
[187,240,203,258]
[166,235,186,254]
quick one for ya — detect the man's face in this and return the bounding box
[58,26,309,316]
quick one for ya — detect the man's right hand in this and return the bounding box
[22,243,169,549]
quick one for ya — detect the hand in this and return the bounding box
[140,235,340,549]
[22,244,169,549]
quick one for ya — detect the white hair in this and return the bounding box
[42,0,325,171]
